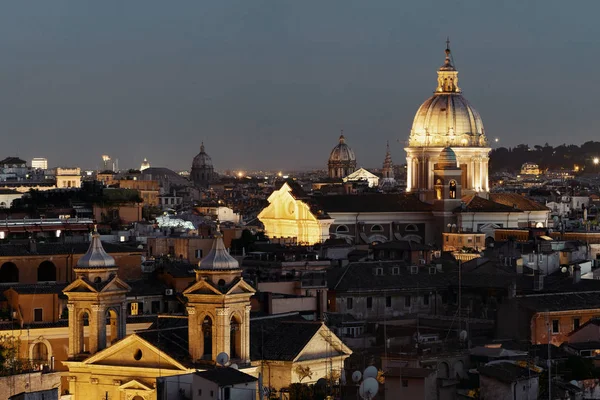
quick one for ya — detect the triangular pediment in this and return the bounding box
[82,333,187,371]
[183,279,223,295]
[226,279,256,295]
[63,278,98,294]
[100,277,131,293]
[119,379,154,391]
[294,324,352,362]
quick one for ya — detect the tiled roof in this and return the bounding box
[479,362,538,383]
[517,292,600,312]
[331,261,454,293]
[126,279,169,297]
[489,193,549,211]
[460,195,516,212]
[195,368,257,385]
[250,314,321,361]
[312,194,432,213]
[0,242,141,257]
[0,157,26,165]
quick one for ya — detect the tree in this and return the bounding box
[295,365,313,383]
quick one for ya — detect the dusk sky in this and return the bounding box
[0,1,599,172]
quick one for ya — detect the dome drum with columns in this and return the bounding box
[405,42,490,197]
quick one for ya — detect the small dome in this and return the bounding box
[437,147,458,169]
[192,142,213,169]
[329,134,356,162]
[197,229,239,270]
[140,158,150,171]
[76,231,116,269]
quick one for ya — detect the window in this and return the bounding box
[34,308,43,322]
[195,249,203,259]
[402,379,408,387]
[423,294,430,306]
[371,224,384,232]
[552,319,559,334]
[347,298,353,310]
[405,224,418,232]
[131,302,139,316]
[198,390,202,396]
[392,267,400,275]
[405,296,411,308]
[224,387,231,400]
[367,297,373,309]
[528,254,534,262]
[210,390,214,397]
[336,225,349,233]
[581,350,592,357]
[386,296,392,308]
[151,301,161,314]
[574,318,580,331]
[375,268,383,276]
[449,180,457,199]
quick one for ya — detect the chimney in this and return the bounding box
[29,237,37,254]
[573,265,581,284]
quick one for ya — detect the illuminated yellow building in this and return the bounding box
[258,182,333,245]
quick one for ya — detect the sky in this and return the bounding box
[0,1,599,172]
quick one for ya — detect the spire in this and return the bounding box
[339,130,345,144]
[200,141,205,153]
[435,39,460,93]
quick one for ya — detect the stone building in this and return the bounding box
[191,142,217,188]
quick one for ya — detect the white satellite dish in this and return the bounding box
[561,266,568,273]
[359,377,379,399]
[363,365,378,379]
[352,370,362,383]
[216,352,229,366]
[230,363,239,370]
[459,330,468,342]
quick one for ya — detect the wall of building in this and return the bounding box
[531,311,600,345]
[93,204,142,224]
[0,371,61,400]
[147,237,215,264]
[335,291,441,321]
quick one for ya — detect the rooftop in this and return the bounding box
[195,368,257,385]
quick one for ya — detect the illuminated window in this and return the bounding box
[449,180,457,199]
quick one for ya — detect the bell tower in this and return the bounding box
[184,225,255,365]
[63,229,130,359]
[432,147,462,240]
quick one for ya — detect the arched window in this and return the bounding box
[230,315,242,359]
[106,309,119,346]
[336,225,349,233]
[78,311,90,354]
[0,262,18,283]
[32,342,48,362]
[371,225,384,232]
[449,180,457,199]
[37,261,56,282]
[405,224,419,232]
[202,316,213,360]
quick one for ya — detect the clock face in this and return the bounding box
[288,201,295,215]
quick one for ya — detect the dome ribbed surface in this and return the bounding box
[76,232,116,269]
[192,143,213,168]
[198,233,239,270]
[329,135,356,162]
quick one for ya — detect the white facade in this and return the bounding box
[158,371,258,400]
[31,158,48,170]
[343,168,379,187]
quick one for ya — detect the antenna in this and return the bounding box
[359,377,379,400]
[216,352,229,366]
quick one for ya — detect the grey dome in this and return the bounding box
[192,143,213,169]
[329,135,356,162]
[198,230,239,270]
[76,232,116,269]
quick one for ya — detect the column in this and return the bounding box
[187,306,201,361]
[120,303,128,339]
[243,305,251,363]
[90,304,106,354]
[67,303,76,358]
[406,157,412,191]
[216,307,230,361]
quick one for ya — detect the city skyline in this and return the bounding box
[1,1,599,171]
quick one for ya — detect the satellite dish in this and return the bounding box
[216,352,229,366]
[363,365,378,379]
[561,266,568,273]
[230,363,239,370]
[359,377,379,399]
[459,330,468,342]
[340,370,347,385]
[352,370,362,383]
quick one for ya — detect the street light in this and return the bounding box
[594,157,599,165]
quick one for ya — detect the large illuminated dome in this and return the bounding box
[408,46,487,148]
[328,133,357,178]
[405,43,491,196]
